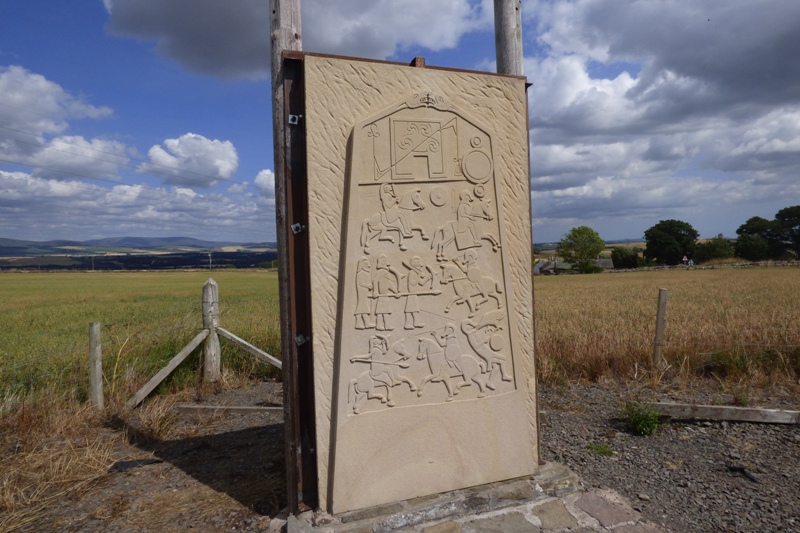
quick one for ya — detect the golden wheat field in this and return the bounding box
[534,267,800,384]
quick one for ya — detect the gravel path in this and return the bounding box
[539,382,800,532]
[9,380,799,532]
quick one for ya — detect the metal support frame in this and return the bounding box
[280,55,319,512]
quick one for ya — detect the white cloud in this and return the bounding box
[524,0,800,240]
[254,169,274,198]
[0,169,274,242]
[103,0,492,78]
[27,136,129,180]
[139,133,238,187]
[303,0,492,59]
[227,182,249,193]
[0,65,112,137]
[0,66,128,181]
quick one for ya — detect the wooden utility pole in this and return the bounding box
[494,0,523,76]
[270,0,302,381]
[271,0,306,514]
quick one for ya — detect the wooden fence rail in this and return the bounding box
[217,327,282,369]
[88,278,281,410]
[126,329,209,409]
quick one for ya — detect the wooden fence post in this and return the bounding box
[202,278,221,382]
[89,322,104,410]
[653,288,668,369]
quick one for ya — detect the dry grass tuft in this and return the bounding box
[0,392,118,532]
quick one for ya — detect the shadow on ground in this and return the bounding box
[108,417,287,516]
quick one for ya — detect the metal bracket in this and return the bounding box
[294,334,310,347]
[291,223,306,235]
[288,114,303,125]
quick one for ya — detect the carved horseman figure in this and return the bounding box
[349,335,416,413]
[431,323,463,374]
[455,191,481,249]
[380,183,413,237]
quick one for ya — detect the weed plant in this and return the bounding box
[587,442,614,456]
[622,400,661,436]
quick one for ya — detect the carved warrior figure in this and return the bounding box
[354,258,374,330]
[371,255,400,331]
[455,192,481,249]
[349,336,417,414]
[471,185,501,252]
[402,256,433,329]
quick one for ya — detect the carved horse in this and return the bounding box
[439,263,504,316]
[349,340,416,414]
[361,189,429,254]
[430,199,497,261]
[461,315,513,384]
[415,338,487,401]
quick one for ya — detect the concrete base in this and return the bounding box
[285,462,585,533]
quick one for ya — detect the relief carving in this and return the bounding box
[337,93,518,415]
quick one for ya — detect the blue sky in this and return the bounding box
[2,0,799,244]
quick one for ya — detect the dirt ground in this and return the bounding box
[5,381,286,533]
[5,379,798,532]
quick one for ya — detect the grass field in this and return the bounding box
[0,271,281,403]
[2,267,800,405]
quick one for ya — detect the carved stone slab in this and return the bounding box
[304,55,537,514]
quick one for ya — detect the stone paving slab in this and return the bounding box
[573,490,639,528]
[283,463,666,533]
[530,499,578,530]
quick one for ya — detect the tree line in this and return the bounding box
[553,205,800,272]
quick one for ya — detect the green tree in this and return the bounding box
[556,226,605,273]
[736,216,786,259]
[694,234,734,263]
[775,205,800,257]
[610,246,643,269]
[734,233,769,261]
[643,219,698,265]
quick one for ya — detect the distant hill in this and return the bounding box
[0,237,277,257]
[82,236,263,250]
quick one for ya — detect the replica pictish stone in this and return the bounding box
[303,55,537,514]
